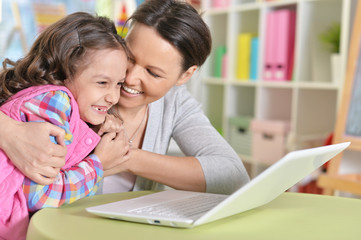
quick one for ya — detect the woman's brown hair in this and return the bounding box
[127,0,211,72]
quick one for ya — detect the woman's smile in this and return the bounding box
[122,84,144,95]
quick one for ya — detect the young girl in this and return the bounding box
[0,12,129,240]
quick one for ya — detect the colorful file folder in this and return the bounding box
[263,9,296,81]
[236,33,253,80]
[263,11,278,80]
[215,45,226,77]
[274,9,296,81]
[250,37,259,80]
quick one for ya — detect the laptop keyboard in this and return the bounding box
[129,194,227,218]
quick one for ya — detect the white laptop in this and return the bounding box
[86,142,350,228]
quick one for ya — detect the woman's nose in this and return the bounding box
[125,62,142,85]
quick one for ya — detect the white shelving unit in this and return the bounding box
[199,0,357,177]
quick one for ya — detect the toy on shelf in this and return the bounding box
[116,3,128,38]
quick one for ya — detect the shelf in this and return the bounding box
[201,77,226,85]
[204,8,229,15]
[201,79,340,90]
[200,0,353,178]
[263,0,299,7]
[259,81,294,89]
[232,2,261,12]
[229,80,257,87]
[296,81,340,90]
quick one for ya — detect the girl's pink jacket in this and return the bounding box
[0,85,100,240]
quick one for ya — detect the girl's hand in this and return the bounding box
[94,129,130,174]
[97,114,123,136]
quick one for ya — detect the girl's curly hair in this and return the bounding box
[0,12,128,105]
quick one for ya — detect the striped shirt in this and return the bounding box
[21,90,103,212]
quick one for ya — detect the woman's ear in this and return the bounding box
[176,65,198,86]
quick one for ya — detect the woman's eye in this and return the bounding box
[97,81,107,85]
[147,69,160,78]
[128,57,136,64]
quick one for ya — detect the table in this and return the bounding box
[27,191,361,240]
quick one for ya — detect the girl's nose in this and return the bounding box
[106,88,120,105]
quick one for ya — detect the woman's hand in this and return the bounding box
[0,119,67,185]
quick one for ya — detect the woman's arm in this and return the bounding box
[0,111,67,185]
[105,86,250,194]
[168,87,250,194]
[21,90,129,211]
[104,150,205,192]
[25,130,129,211]
[129,151,206,192]
[20,91,102,211]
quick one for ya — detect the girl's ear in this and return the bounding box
[176,65,198,86]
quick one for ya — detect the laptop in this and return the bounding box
[86,142,350,228]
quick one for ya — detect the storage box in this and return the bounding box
[228,116,252,156]
[251,119,290,164]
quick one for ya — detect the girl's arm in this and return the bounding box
[0,111,67,185]
[20,90,103,212]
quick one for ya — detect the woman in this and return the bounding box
[0,0,250,195]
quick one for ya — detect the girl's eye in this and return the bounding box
[97,81,107,85]
[147,69,160,78]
